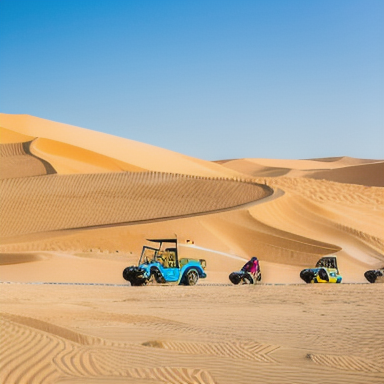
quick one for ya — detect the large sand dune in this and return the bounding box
[0,113,383,383]
[0,114,241,177]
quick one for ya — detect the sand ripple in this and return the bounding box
[308,353,383,373]
[0,172,271,237]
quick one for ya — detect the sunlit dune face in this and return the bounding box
[0,126,35,144]
[30,138,147,174]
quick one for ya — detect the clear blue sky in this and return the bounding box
[1,0,383,160]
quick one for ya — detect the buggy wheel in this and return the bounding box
[242,273,254,284]
[146,273,155,285]
[318,268,329,282]
[151,268,166,284]
[229,272,242,285]
[185,269,199,286]
[364,270,378,284]
[300,270,315,284]
[122,267,131,281]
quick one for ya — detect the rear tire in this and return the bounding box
[242,273,254,284]
[150,268,166,284]
[300,269,315,284]
[185,269,199,286]
[364,270,378,284]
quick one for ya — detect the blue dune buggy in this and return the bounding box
[123,239,207,286]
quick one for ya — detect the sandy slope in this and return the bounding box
[0,172,271,238]
[0,113,383,384]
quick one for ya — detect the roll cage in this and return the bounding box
[315,256,339,272]
[138,239,179,268]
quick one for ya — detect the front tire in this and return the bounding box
[229,272,242,285]
[318,268,329,282]
[122,266,148,286]
[185,269,199,286]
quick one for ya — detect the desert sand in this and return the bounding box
[0,113,383,383]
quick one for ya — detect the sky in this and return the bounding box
[1,0,383,161]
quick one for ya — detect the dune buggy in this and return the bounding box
[300,256,342,284]
[123,239,207,286]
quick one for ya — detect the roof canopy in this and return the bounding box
[146,239,177,244]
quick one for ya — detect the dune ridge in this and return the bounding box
[219,157,384,186]
[0,113,242,178]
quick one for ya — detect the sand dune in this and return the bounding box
[0,113,241,177]
[0,113,383,383]
[219,157,384,186]
[301,161,384,187]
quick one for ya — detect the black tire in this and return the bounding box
[150,268,166,284]
[300,269,315,284]
[122,267,131,281]
[364,270,378,284]
[229,272,242,285]
[242,273,254,284]
[185,269,199,286]
[318,268,329,282]
[122,266,147,286]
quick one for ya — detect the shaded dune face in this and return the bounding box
[0,172,272,238]
[0,141,56,180]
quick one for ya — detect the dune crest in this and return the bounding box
[0,113,241,177]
